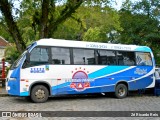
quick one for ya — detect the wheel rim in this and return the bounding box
[118,87,125,96]
[35,89,45,99]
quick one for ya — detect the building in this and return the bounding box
[0,36,8,61]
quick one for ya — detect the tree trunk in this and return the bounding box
[0,0,26,53]
[48,0,83,37]
[39,0,50,38]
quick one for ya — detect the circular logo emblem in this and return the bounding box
[70,67,90,91]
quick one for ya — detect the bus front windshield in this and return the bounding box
[10,51,27,70]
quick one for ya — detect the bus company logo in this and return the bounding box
[70,67,90,91]
[134,68,147,75]
[45,65,49,71]
[30,68,45,73]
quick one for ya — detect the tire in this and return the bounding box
[115,84,127,99]
[30,85,49,103]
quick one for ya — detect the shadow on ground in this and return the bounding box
[11,88,157,103]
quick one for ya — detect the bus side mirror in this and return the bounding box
[26,52,30,62]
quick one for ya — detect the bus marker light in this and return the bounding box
[25,80,29,82]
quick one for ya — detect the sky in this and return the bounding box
[112,0,140,10]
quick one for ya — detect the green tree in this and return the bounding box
[119,0,160,63]
[0,0,26,53]
[0,0,84,53]
[5,44,20,63]
[30,0,83,39]
[54,4,122,42]
[81,5,122,42]
[83,27,103,42]
[50,1,120,42]
[53,16,84,40]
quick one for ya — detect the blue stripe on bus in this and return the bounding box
[53,75,153,95]
[135,46,151,52]
[20,91,29,96]
[52,82,70,90]
[51,66,153,92]
[8,67,21,95]
[50,66,153,95]
[88,66,129,79]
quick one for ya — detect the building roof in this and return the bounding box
[0,36,8,47]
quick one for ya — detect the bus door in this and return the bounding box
[132,52,154,89]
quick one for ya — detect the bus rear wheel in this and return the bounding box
[115,84,127,99]
[31,85,49,103]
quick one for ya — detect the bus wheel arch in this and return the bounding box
[29,82,51,103]
[115,81,128,99]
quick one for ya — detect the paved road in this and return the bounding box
[0,93,160,120]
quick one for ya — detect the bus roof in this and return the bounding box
[35,38,152,52]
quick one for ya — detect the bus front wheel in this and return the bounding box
[31,85,49,103]
[115,84,127,99]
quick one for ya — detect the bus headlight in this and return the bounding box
[6,86,10,90]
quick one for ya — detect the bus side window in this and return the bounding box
[117,51,135,66]
[29,47,49,66]
[73,49,95,65]
[51,47,70,65]
[96,50,116,65]
[136,52,152,66]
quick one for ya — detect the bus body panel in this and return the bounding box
[6,68,21,96]
[18,65,154,96]
[6,39,155,98]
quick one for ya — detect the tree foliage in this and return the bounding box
[0,0,84,53]
[119,0,160,63]
[5,44,20,63]
[0,0,26,53]
[30,0,83,38]
[53,4,122,42]
[0,0,160,63]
